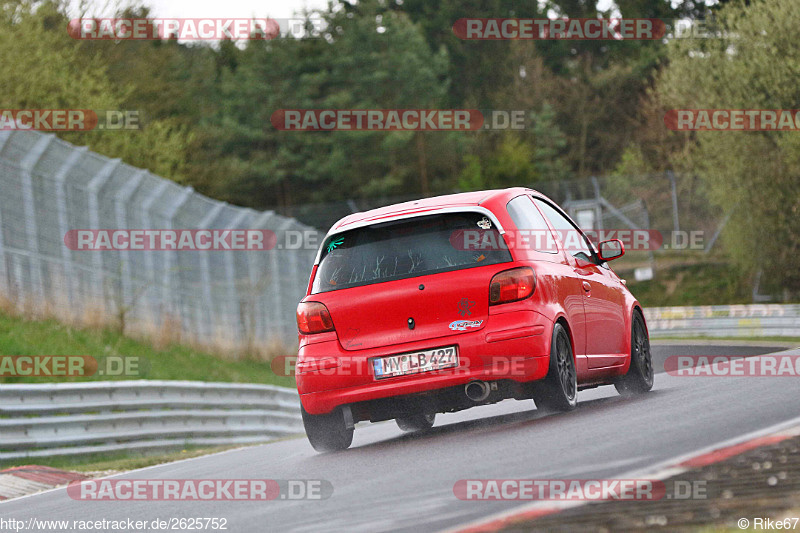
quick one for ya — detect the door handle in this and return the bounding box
[582,281,591,292]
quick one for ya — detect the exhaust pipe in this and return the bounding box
[465,380,491,402]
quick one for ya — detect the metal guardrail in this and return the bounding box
[1,304,796,461]
[0,381,303,461]
[645,304,800,338]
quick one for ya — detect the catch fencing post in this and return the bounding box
[0,132,10,296]
[114,169,146,326]
[251,211,277,342]
[225,209,250,340]
[20,134,55,309]
[140,180,170,322]
[274,218,296,340]
[86,158,121,311]
[197,201,226,341]
[53,146,88,309]
[667,170,680,233]
[241,208,262,345]
[160,185,193,331]
[0,187,6,297]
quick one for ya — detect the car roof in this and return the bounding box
[330,187,536,232]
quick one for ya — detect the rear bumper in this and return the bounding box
[297,309,552,414]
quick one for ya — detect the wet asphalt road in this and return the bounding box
[1,343,796,532]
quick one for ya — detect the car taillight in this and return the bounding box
[489,267,535,305]
[297,302,335,334]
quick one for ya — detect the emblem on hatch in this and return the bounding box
[457,298,475,317]
[477,217,492,230]
[449,319,483,331]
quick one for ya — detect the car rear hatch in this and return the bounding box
[308,211,512,351]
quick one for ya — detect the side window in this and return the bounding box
[532,198,597,264]
[506,195,558,254]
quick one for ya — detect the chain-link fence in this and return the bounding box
[272,173,720,241]
[0,130,320,350]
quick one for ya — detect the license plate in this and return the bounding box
[373,346,458,380]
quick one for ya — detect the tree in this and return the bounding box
[194,1,454,208]
[0,1,193,180]
[656,0,800,296]
[0,1,194,180]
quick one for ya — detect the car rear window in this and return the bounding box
[311,212,512,294]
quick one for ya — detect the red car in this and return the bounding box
[295,188,653,452]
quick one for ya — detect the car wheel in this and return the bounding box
[396,413,435,432]
[301,405,353,452]
[532,322,578,412]
[615,310,655,395]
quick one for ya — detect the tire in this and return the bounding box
[531,322,578,412]
[615,310,655,396]
[396,413,435,432]
[301,405,353,452]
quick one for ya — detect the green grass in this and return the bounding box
[0,445,244,472]
[0,434,305,472]
[0,310,294,387]
[624,261,752,307]
[0,311,299,471]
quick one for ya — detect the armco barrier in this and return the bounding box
[1,305,796,460]
[645,304,800,338]
[0,381,303,461]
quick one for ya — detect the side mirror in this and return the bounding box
[598,239,624,261]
